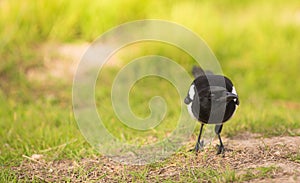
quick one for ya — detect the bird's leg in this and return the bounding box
[194,124,205,152]
[215,124,225,155]
[216,133,225,155]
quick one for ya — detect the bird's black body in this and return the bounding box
[185,66,239,155]
[191,75,238,123]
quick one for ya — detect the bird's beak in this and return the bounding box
[226,92,238,102]
[184,97,192,104]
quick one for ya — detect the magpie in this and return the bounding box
[184,66,239,155]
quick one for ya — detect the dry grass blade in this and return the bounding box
[22,155,44,165]
[39,139,78,153]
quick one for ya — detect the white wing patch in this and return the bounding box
[189,84,195,100]
[187,84,196,119]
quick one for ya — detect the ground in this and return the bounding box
[9,43,298,182]
[10,133,300,182]
[2,42,300,182]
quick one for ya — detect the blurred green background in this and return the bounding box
[1,0,300,180]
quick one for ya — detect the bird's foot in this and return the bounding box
[216,144,225,156]
[189,140,204,153]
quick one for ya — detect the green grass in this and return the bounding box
[179,166,237,182]
[240,166,279,182]
[0,168,18,182]
[288,152,300,163]
[1,0,300,181]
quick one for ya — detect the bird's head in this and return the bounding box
[203,86,239,105]
[184,85,239,106]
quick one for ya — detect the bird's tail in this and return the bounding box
[192,66,213,78]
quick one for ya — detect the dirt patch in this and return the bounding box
[26,42,122,82]
[11,134,300,182]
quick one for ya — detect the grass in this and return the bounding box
[288,152,300,163]
[1,0,300,181]
[0,168,18,182]
[179,166,237,182]
[240,166,279,181]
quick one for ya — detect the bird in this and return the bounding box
[184,66,239,155]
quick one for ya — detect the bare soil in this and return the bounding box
[27,42,121,82]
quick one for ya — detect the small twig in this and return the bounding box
[22,155,44,165]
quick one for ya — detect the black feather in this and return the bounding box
[191,75,237,124]
[185,67,239,154]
